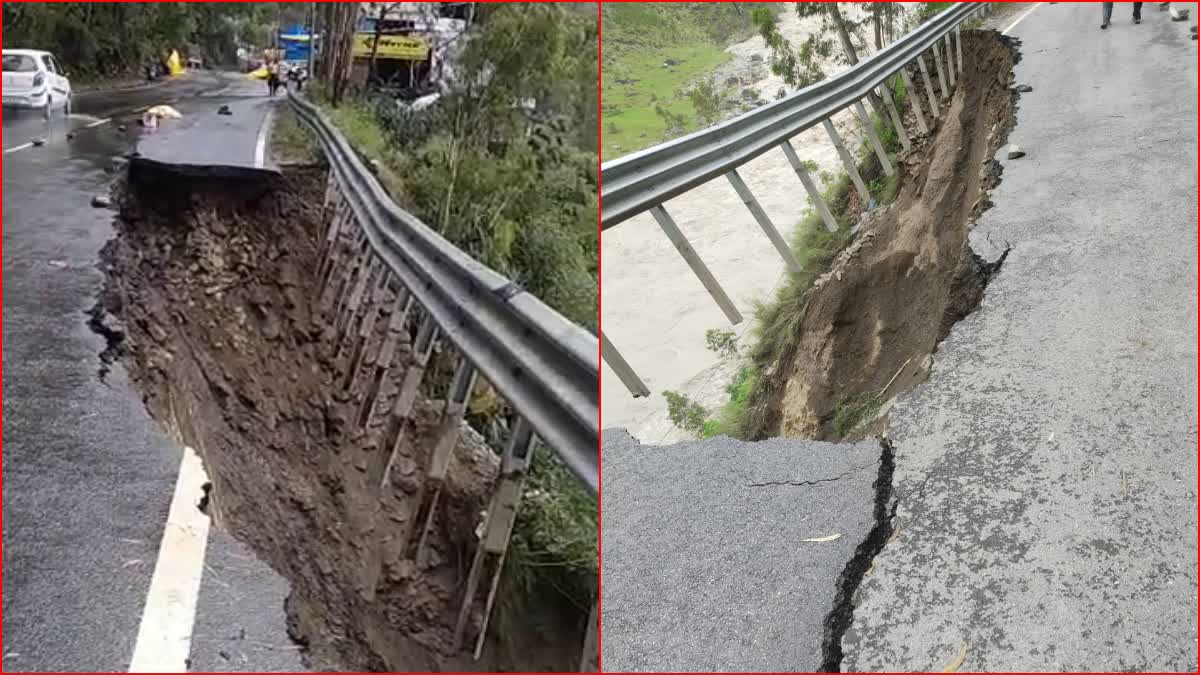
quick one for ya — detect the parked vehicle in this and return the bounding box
[2,49,72,117]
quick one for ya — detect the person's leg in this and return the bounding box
[1133,2,1143,22]
[1102,2,1114,27]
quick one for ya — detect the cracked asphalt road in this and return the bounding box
[843,3,1198,671]
[600,429,883,671]
[3,72,302,672]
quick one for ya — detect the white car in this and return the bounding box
[2,49,72,115]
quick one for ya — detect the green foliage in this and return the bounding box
[689,77,722,126]
[701,365,758,439]
[1,3,273,81]
[832,391,884,437]
[663,390,709,436]
[705,328,739,359]
[269,106,321,165]
[602,3,776,156]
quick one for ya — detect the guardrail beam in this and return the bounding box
[649,205,743,325]
[823,119,872,205]
[725,169,803,274]
[780,140,838,233]
[601,331,650,398]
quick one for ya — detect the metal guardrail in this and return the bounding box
[287,90,600,668]
[600,2,991,397]
[288,92,598,494]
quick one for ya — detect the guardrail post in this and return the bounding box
[342,267,391,392]
[409,357,478,566]
[379,315,439,490]
[931,43,950,98]
[955,25,964,75]
[780,140,838,233]
[319,208,355,295]
[916,55,942,118]
[823,119,871,205]
[336,256,380,352]
[357,290,414,428]
[877,83,912,152]
[725,169,803,274]
[453,417,535,657]
[649,205,743,325]
[943,35,956,87]
[580,599,599,672]
[601,332,650,398]
[898,68,929,135]
[853,101,894,177]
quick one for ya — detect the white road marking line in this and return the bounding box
[254,106,275,169]
[3,143,33,154]
[128,446,211,674]
[1003,2,1044,35]
[86,117,111,128]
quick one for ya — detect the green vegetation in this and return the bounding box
[602,3,776,157]
[732,77,912,441]
[664,390,709,435]
[269,106,321,166]
[832,390,884,437]
[705,328,740,359]
[0,3,277,82]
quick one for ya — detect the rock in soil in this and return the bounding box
[1007,144,1026,160]
[91,195,112,208]
[94,160,586,673]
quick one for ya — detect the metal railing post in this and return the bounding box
[917,54,942,117]
[899,68,929,134]
[854,100,895,176]
[823,119,871,204]
[649,205,743,325]
[601,332,650,398]
[780,140,838,233]
[725,168,803,274]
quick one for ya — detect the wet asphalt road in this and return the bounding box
[845,3,1198,671]
[3,72,303,671]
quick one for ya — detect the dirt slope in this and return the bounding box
[92,160,580,671]
[749,31,1020,440]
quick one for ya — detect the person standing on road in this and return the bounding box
[1101,2,1143,28]
[267,59,281,97]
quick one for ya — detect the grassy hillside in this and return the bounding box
[602,2,778,159]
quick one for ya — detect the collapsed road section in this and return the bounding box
[91,158,586,672]
[742,30,1020,442]
[601,29,1023,672]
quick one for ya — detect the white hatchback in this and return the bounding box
[2,49,72,116]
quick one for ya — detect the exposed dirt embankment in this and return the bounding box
[93,159,580,671]
[749,31,1019,440]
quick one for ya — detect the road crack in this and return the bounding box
[746,464,872,488]
[819,437,896,672]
